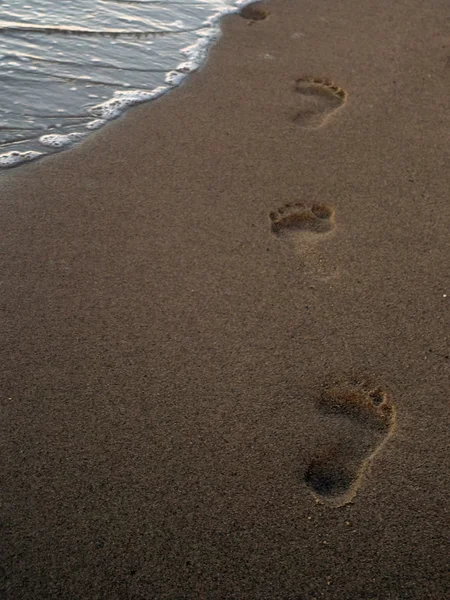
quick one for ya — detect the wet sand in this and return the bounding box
[1,0,449,597]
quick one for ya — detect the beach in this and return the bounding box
[1,0,449,597]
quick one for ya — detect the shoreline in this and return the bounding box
[1,0,449,597]
[0,0,257,169]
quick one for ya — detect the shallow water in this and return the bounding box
[0,0,244,167]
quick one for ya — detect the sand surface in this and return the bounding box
[1,0,449,597]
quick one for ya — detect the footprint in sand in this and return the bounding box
[239,2,269,22]
[292,77,347,129]
[269,203,337,279]
[304,377,396,507]
[269,203,335,236]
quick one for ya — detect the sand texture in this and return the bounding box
[1,0,450,597]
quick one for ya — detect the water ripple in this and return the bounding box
[0,0,244,168]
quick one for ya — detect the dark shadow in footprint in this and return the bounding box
[293,77,347,129]
[304,377,396,507]
[239,2,269,21]
[269,203,334,235]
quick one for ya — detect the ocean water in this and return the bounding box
[0,0,248,168]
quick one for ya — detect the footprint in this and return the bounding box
[239,2,269,21]
[269,203,338,280]
[304,377,396,507]
[269,203,335,236]
[293,77,347,129]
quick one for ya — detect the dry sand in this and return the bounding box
[1,0,449,597]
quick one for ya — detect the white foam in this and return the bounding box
[0,150,44,168]
[39,132,87,148]
[86,119,107,130]
[165,70,188,86]
[88,86,169,121]
[164,9,235,87]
